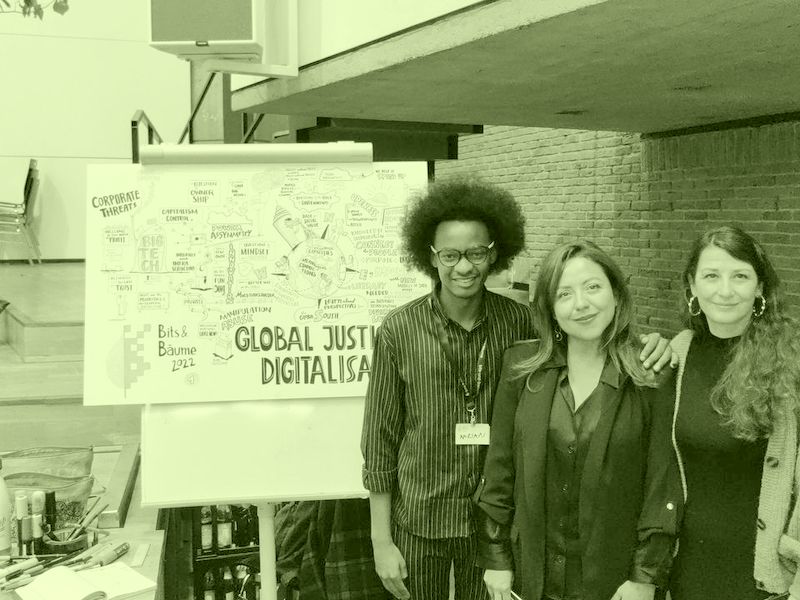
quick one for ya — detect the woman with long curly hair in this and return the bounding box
[668,225,800,600]
[475,240,680,600]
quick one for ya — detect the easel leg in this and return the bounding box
[256,502,277,600]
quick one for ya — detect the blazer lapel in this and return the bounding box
[519,366,560,517]
[578,378,625,545]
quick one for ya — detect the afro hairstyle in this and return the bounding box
[401,177,525,279]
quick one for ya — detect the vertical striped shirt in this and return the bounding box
[361,286,535,539]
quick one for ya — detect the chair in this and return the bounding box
[0,159,42,264]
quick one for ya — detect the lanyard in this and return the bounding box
[433,315,488,424]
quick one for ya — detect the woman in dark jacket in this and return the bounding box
[475,241,680,600]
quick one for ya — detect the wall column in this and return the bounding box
[189,65,241,144]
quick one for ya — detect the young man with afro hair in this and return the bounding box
[361,178,673,600]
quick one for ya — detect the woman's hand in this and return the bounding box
[372,539,410,599]
[610,580,656,600]
[639,332,678,372]
[484,569,514,600]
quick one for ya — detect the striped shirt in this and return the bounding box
[361,286,535,539]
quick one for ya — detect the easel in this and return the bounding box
[83,144,429,597]
[256,503,276,600]
[141,397,371,600]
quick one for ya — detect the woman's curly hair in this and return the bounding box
[682,226,800,441]
[401,177,525,279]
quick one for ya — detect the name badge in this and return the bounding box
[455,423,490,445]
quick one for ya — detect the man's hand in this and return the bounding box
[639,332,677,372]
[610,580,656,600]
[372,539,410,599]
[484,569,514,600]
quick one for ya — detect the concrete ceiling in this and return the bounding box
[232,0,800,134]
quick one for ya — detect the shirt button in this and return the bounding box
[554,555,564,564]
[561,483,569,493]
[757,518,766,530]
[666,502,674,511]
[765,456,780,467]
[567,445,576,454]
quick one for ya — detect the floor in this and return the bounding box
[0,261,86,402]
[0,262,84,323]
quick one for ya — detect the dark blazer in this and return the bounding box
[475,341,681,600]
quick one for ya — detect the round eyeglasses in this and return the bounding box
[430,242,495,267]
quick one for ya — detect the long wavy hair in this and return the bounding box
[514,240,654,387]
[683,226,800,440]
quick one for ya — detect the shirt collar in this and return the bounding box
[551,349,622,390]
[429,283,489,329]
[599,356,621,389]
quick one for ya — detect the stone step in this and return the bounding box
[0,341,83,402]
[0,398,140,452]
[3,304,83,362]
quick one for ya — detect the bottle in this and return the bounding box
[231,505,250,548]
[0,459,12,556]
[222,566,234,600]
[247,505,260,546]
[234,565,253,600]
[200,506,213,554]
[203,568,217,600]
[216,505,232,549]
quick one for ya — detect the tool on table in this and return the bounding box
[66,501,109,541]
[73,542,129,570]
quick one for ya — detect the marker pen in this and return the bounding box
[30,491,44,518]
[20,516,32,556]
[1,572,33,591]
[43,491,57,538]
[30,490,45,555]
[14,492,28,556]
[3,561,41,582]
[74,542,129,570]
[0,556,38,583]
[61,542,110,567]
[31,514,44,555]
[2,553,66,561]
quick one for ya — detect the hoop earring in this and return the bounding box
[687,295,701,317]
[753,295,767,318]
[554,325,563,342]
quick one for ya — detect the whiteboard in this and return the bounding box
[83,149,429,406]
[89,144,429,507]
[140,396,367,506]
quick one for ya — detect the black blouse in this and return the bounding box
[543,361,615,600]
[670,332,770,600]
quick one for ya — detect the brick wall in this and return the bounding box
[436,123,800,335]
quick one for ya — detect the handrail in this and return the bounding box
[131,110,165,164]
[178,72,218,145]
[132,69,266,163]
[242,113,266,144]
